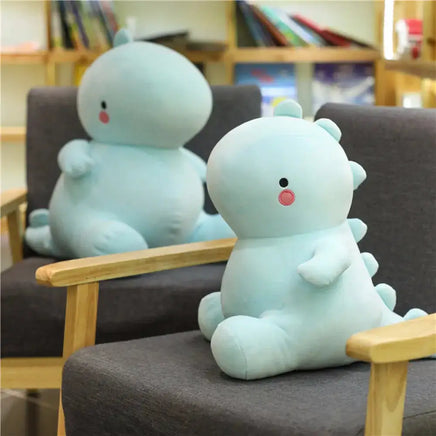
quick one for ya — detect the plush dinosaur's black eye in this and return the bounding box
[101,101,107,109]
[279,178,288,188]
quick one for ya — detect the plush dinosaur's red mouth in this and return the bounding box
[99,111,110,124]
[278,189,295,206]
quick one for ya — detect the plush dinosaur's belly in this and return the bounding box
[49,142,204,247]
[221,223,384,329]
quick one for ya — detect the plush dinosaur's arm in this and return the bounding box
[58,139,94,178]
[181,148,207,182]
[297,238,352,287]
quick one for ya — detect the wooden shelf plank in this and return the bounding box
[0,127,26,143]
[384,59,436,80]
[2,47,380,66]
[49,49,104,63]
[1,51,48,64]
[231,47,380,63]
[49,49,227,64]
[178,49,226,63]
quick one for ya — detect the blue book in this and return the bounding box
[235,63,297,116]
[91,0,113,44]
[312,63,374,113]
[70,0,89,48]
[236,1,274,47]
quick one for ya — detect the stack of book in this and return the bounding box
[236,0,371,48]
[50,0,119,51]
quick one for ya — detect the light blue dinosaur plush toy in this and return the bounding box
[25,29,234,259]
[198,99,429,380]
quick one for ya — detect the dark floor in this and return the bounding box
[1,389,58,436]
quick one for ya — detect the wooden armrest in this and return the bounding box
[36,238,236,287]
[1,188,27,217]
[346,313,436,364]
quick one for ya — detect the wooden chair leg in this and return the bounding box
[7,210,23,264]
[365,361,409,436]
[57,282,99,436]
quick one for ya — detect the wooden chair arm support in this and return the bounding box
[346,313,436,364]
[36,238,237,287]
[1,188,27,217]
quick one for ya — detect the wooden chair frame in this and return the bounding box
[1,188,435,436]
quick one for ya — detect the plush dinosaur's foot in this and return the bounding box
[198,292,224,341]
[211,315,296,380]
[28,208,50,227]
[188,211,235,243]
[25,224,58,257]
[77,220,148,257]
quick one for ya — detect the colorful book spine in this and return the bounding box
[64,0,85,49]
[93,0,113,45]
[258,5,306,47]
[78,0,97,50]
[277,12,327,47]
[50,0,63,48]
[287,16,327,47]
[57,0,74,49]
[100,0,119,36]
[250,5,289,46]
[88,0,111,50]
[236,1,268,47]
[292,15,348,47]
[70,0,89,48]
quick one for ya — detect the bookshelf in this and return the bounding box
[1,1,381,83]
[1,0,383,142]
[228,47,379,64]
[384,59,436,80]
[376,1,436,107]
[223,2,380,84]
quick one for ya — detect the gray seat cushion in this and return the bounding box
[1,259,225,357]
[63,331,436,436]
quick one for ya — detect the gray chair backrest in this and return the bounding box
[315,104,436,315]
[25,85,261,256]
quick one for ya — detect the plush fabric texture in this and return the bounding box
[24,29,235,259]
[2,84,261,357]
[1,257,225,357]
[24,85,261,258]
[62,331,436,436]
[315,103,436,316]
[199,100,430,380]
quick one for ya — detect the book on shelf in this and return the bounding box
[64,0,85,49]
[50,0,63,48]
[292,15,372,48]
[99,0,119,40]
[235,63,297,116]
[88,0,111,50]
[250,5,289,47]
[235,1,373,49]
[255,5,306,47]
[236,1,274,47]
[50,0,118,50]
[56,0,74,49]
[76,0,97,50]
[312,63,374,113]
[71,0,90,49]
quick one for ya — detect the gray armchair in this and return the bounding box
[0,85,261,379]
[58,104,435,435]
